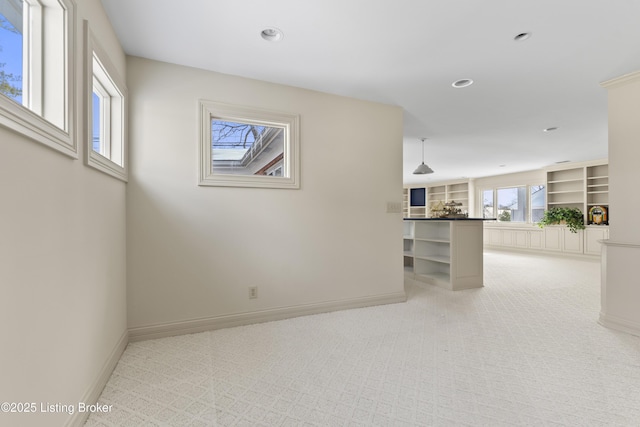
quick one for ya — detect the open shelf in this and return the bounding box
[403,219,483,290]
[414,254,450,264]
[546,162,609,225]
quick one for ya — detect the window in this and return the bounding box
[530,185,546,223]
[0,1,23,103]
[497,186,526,222]
[84,21,127,181]
[199,100,300,189]
[0,0,76,157]
[482,189,494,219]
[482,185,546,223]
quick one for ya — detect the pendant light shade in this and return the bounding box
[413,138,434,175]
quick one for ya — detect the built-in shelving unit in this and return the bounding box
[402,188,409,217]
[546,167,585,207]
[426,185,445,215]
[546,161,609,225]
[586,164,609,208]
[446,183,470,213]
[405,180,473,218]
[403,219,484,290]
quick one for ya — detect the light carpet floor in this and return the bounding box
[85,251,640,426]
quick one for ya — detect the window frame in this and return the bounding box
[83,20,128,181]
[481,184,546,224]
[0,0,77,157]
[199,100,300,189]
[530,185,546,223]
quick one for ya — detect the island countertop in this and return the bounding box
[403,217,496,221]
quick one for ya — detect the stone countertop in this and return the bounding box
[403,218,496,221]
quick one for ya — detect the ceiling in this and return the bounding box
[101,0,640,185]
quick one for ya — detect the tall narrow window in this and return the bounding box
[531,185,546,223]
[84,21,127,181]
[0,0,76,156]
[91,91,101,153]
[0,0,23,103]
[482,190,494,219]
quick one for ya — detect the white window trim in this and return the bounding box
[0,0,77,157]
[83,20,128,181]
[199,100,300,189]
[480,184,546,224]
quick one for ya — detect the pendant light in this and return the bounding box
[413,138,434,174]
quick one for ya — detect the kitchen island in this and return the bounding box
[403,218,491,291]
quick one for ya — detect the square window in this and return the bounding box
[199,100,300,189]
[482,189,494,219]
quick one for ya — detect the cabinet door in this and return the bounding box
[584,227,609,255]
[502,230,514,247]
[514,230,528,248]
[529,230,544,249]
[488,229,502,246]
[562,228,584,254]
[544,227,562,251]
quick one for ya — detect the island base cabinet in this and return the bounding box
[406,220,485,291]
[414,258,451,289]
[451,222,484,290]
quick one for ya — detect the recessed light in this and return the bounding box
[452,79,473,88]
[260,27,284,42]
[514,32,532,42]
[499,165,506,168]
[543,127,558,132]
[555,160,570,164]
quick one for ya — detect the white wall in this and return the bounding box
[126,57,405,335]
[0,1,127,426]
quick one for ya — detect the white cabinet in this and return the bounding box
[404,220,484,291]
[543,227,562,251]
[485,226,545,251]
[545,226,584,254]
[488,228,502,246]
[502,229,528,248]
[584,226,609,255]
[562,229,584,254]
[529,230,544,249]
[486,224,604,257]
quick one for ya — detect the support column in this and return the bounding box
[600,71,640,336]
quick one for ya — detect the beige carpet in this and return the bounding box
[85,250,640,426]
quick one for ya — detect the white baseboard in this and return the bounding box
[129,291,407,342]
[66,329,129,427]
[599,312,640,337]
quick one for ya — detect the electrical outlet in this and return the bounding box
[248,286,258,299]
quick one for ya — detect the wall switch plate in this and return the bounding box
[387,202,402,213]
[249,286,258,299]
